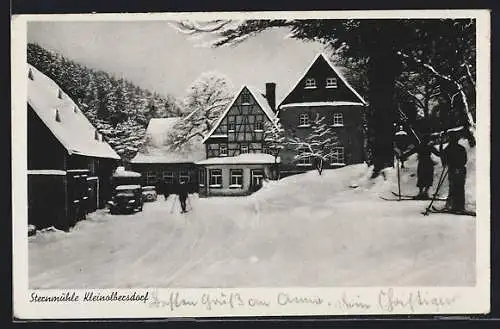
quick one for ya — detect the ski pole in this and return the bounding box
[396,157,401,201]
[423,166,448,215]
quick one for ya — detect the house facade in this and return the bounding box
[129,118,205,195]
[196,85,279,197]
[277,53,367,175]
[27,64,120,230]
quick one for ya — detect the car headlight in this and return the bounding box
[128,200,135,204]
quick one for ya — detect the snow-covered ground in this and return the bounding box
[29,144,476,289]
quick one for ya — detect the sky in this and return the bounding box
[27,21,326,104]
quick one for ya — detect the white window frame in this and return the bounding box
[146,171,157,185]
[251,169,265,187]
[229,169,243,188]
[298,113,311,127]
[304,78,317,89]
[332,113,344,127]
[179,171,190,183]
[326,77,338,88]
[219,144,228,156]
[296,149,312,167]
[240,144,249,154]
[330,146,345,166]
[209,169,222,188]
[163,171,174,184]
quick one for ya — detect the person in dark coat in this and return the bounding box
[402,134,441,199]
[177,180,189,213]
[442,130,468,212]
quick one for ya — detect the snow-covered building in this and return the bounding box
[277,53,368,175]
[27,64,120,230]
[129,118,205,194]
[196,85,279,196]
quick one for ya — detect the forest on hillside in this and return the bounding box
[27,43,183,161]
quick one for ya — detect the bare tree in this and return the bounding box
[263,117,285,163]
[287,114,339,176]
[167,71,234,150]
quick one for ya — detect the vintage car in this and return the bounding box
[107,185,143,214]
[142,186,158,202]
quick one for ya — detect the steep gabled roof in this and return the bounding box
[278,52,367,108]
[27,64,120,160]
[202,85,278,143]
[130,117,205,164]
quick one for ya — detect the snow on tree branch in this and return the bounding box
[166,71,234,150]
[263,118,285,162]
[398,51,476,131]
[286,114,339,176]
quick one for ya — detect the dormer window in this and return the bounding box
[333,113,344,126]
[304,78,316,89]
[326,77,338,88]
[241,93,250,104]
[298,113,310,127]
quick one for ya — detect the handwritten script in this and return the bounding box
[147,289,460,314]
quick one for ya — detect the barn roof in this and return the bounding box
[27,64,120,160]
[130,117,205,164]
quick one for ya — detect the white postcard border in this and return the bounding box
[11,10,491,319]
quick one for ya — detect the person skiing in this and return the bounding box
[394,124,410,168]
[441,129,468,212]
[177,180,189,213]
[401,133,441,199]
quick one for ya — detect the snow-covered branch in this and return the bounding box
[397,51,476,130]
[286,114,339,175]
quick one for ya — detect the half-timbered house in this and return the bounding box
[277,53,368,175]
[27,64,120,231]
[129,117,205,195]
[196,84,279,196]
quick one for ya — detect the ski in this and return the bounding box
[426,206,476,217]
[380,196,415,201]
[392,191,447,201]
[381,196,447,202]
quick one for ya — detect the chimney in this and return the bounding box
[55,109,61,122]
[265,82,276,112]
[28,68,34,80]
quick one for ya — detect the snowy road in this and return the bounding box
[29,160,476,289]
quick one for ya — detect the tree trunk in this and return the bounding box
[367,52,402,177]
[317,158,323,176]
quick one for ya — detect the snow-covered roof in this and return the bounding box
[27,64,120,160]
[115,185,142,190]
[130,117,206,164]
[27,169,66,175]
[196,153,276,165]
[279,101,365,109]
[112,167,142,178]
[278,53,368,109]
[202,85,278,143]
